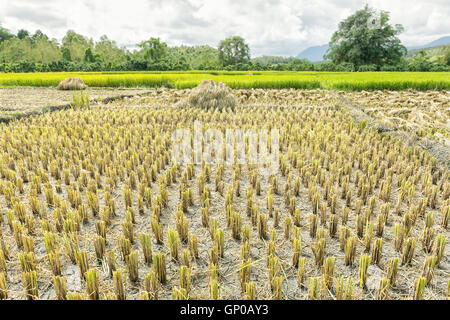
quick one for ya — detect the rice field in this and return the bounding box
[0,71,449,91]
[0,83,448,301]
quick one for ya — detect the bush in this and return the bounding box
[358,65,378,72]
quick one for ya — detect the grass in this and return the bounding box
[0,71,449,90]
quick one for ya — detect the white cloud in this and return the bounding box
[0,0,448,56]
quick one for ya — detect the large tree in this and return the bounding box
[325,5,406,67]
[0,24,13,43]
[62,30,93,62]
[218,36,250,66]
[138,38,168,62]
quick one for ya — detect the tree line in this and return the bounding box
[0,5,449,73]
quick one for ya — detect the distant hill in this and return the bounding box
[296,44,329,62]
[408,36,450,50]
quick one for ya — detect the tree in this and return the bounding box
[62,47,72,61]
[62,30,92,62]
[0,24,13,43]
[94,35,127,65]
[325,5,406,68]
[32,30,48,42]
[218,36,250,66]
[138,38,168,62]
[84,48,95,63]
[17,29,30,40]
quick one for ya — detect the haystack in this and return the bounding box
[183,80,237,110]
[56,77,88,90]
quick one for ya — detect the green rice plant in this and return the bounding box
[182,249,191,268]
[308,277,320,300]
[268,256,280,289]
[123,187,132,209]
[386,257,399,287]
[144,270,159,300]
[86,192,99,216]
[172,287,189,300]
[0,272,7,300]
[273,208,279,228]
[402,237,417,266]
[239,259,252,292]
[214,229,225,258]
[67,292,87,300]
[48,251,62,276]
[285,217,292,240]
[210,279,220,300]
[175,209,189,244]
[336,276,353,300]
[394,224,405,252]
[95,221,106,239]
[103,293,118,300]
[329,215,338,238]
[356,215,365,239]
[322,256,335,290]
[442,205,449,229]
[258,214,268,240]
[422,256,438,286]
[93,235,105,263]
[231,211,242,240]
[75,250,89,280]
[345,237,357,266]
[297,257,307,286]
[107,250,116,276]
[0,251,6,275]
[339,226,350,251]
[420,225,436,254]
[376,279,390,300]
[376,214,385,237]
[151,215,164,244]
[272,276,283,300]
[371,238,383,266]
[311,237,326,267]
[432,234,446,267]
[241,241,250,262]
[139,233,153,265]
[292,237,302,267]
[414,277,426,300]
[245,282,256,300]
[359,254,371,289]
[179,266,191,293]
[190,234,199,259]
[18,251,36,273]
[85,269,99,300]
[309,214,317,238]
[122,220,134,244]
[22,235,34,254]
[153,252,167,283]
[126,251,139,282]
[293,209,301,227]
[119,236,131,261]
[22,271,38,300]
[12,221,24,248]
[53,276,67,300]
[113,269,126,300]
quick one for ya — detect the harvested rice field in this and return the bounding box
[0,88,152,122]
[0,82,448,301]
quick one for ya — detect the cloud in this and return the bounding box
[0,0,448,56]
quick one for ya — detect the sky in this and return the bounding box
[0,0,449,57]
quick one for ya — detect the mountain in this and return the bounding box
[296,44,329,62]
[407,36,450,50]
